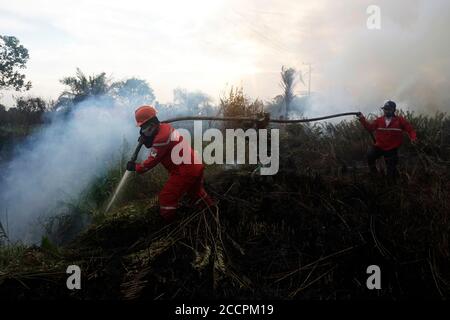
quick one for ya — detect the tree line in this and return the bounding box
[1,34,307,129]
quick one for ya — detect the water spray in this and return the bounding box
[104,141,144,213]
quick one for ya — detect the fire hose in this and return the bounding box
[162,112,359,124]
[129,111,370,163]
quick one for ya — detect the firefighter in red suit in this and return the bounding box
[357,100,417,178]
[127,105,215,222]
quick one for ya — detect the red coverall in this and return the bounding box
[135,123,214,221]
[359,115,417,177]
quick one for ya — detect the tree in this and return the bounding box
[15,97,47,125]
[220,87,264,129]
[0,35,32,91]
[16,97,47,113]
[110,78,155,106]
[264,94,284,118]
[280,66,298,119]
[0,103,6,124]
[173,88,212,115]
[57,68,110,108]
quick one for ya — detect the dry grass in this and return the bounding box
[0,111,449,299]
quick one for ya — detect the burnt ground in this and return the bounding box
[1,164,449,300]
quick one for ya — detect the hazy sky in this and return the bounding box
[1,0,449,112]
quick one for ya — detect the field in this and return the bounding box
[1,112,449,299]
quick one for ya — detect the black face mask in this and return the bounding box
[383,109,395,118]
[139,123,160,148]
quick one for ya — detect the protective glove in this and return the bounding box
[126,161,136,172]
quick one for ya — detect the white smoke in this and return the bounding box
[0,97,138,242]
[300,0,450,114]
[0,87,217,243]
[232,0,450,115]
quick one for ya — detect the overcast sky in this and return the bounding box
[1,0,449,112]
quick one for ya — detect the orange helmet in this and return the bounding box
[135,105,157,127]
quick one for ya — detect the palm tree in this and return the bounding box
[280,66,297,119]
[56,68,110,108]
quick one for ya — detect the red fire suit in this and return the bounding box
[135,123,213,221]
[359,115,417,178]
[359,115,417,150]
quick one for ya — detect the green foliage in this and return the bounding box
[56,69,156,111]
[402,110,449,157]
[0,35,32,91]
[40,236,58,254]
[9,97,48,125]
[16,97,47,113]
[110,78,155,106]
[0,244,27,270]
[57,68,110,107]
